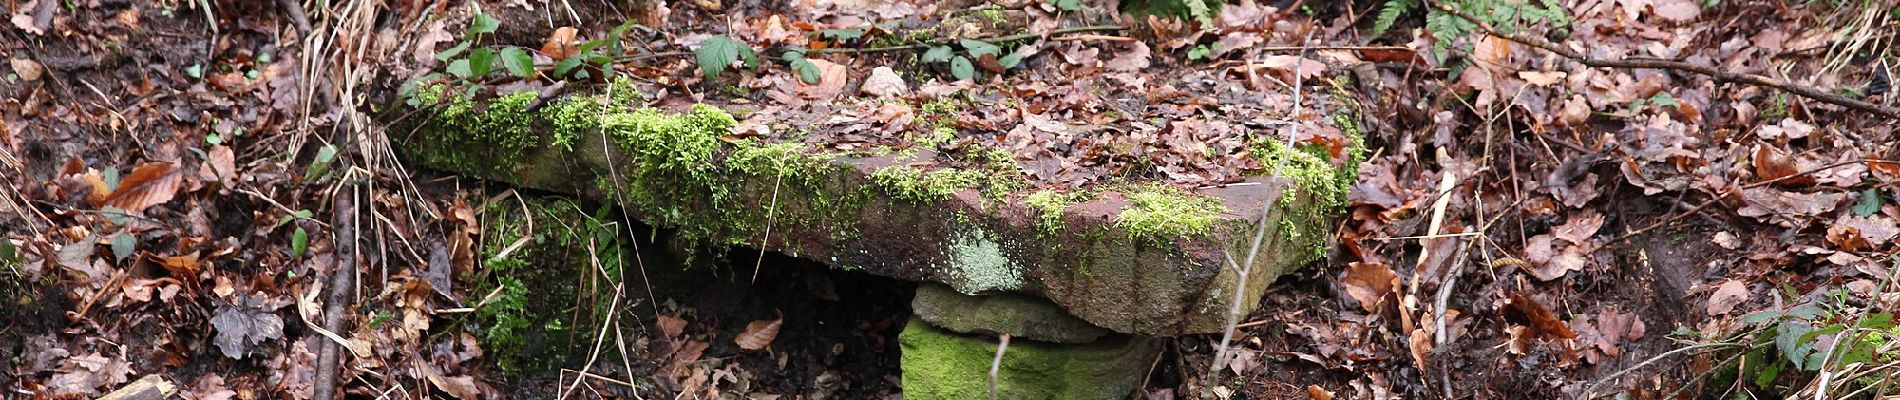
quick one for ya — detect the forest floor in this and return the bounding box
[3,0,1898,399]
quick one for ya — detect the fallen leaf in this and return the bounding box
[1706,279,1749,315]
[10,57,43,81]
[541,27,579,60]
[1554,211,1605,244]
[860,66,908,98]
[1306,385,1336,400]
[658,315,687,338]
[1650,0,1701,21]
[796,59,849,100]
[1409,329,1432,372]
[1502,292,1576,340]
[1518,70,1566,86]
[1340,262,1397,312]
[1711,231,1742,250]
[1753,144,1813,187]
[210,294,286,359]
[101,162,184,213]
[1106,41,1151,72]
[735,315,783,351]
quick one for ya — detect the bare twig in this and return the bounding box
[1428,0,1900,118]
[1205,29,1314,399]
[989,333,1011,400]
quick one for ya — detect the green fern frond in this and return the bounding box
[1371,0,1417,36]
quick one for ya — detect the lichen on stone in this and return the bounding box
[944,227,1024,294]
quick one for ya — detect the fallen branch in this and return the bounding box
[1429,1,1900,119]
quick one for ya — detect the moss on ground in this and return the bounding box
[470,197,623,374]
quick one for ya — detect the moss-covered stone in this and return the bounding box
[911,283,1110,344]
[899,317,1157,400]
[392,81,1366,336]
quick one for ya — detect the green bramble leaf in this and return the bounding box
[697,35,746,79]
[500,47,535,78]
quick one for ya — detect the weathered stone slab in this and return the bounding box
[394,84,1360,336]
[898,317,1158,400]
[911,282,1110,344]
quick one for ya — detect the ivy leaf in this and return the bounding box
[960,39,1001,57]
[697,35,746,79]
[436,40,471,63]
[110,232,136,263]
[950,56,976,81]
[446,59,473,79]
[467,48,495,78]
[998,51,1026,69]
[500,47,536,78]
[1054,0,1081,11]
[1852,189,1883,217]
[922,46,954,63]
[292,227,309,258]
[468,12,500,37]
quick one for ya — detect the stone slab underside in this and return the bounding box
[396,99,1336,336]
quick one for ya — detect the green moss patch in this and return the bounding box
[1113,184,1227,243]
[898,317,1158,400]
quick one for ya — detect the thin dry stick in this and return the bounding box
[1429,0,1900,118]
[989,333,1012,400]
[1205,29,1313,399]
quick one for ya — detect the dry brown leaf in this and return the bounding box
[1503,292,1577,340]
[1408,329,1432,372]
[1553,210,1605,245]
[1518,70,1566,86]
[160,251,202,278]
[10,57,43,81]
[1306,385,1336,400]
[735,315,783,351]
[796,59,850,100]
[860,66,908,98]
[1106,41,1151,72]
[199,145,236,188]
[1706,279,1749,315]
[658,315,688,338]
[1341,262,1398,313]
[541,27,579,60]
[1650,0,1701,21]
[1753,144,1813,187]
[102,162,183,213]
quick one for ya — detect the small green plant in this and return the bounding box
[921,38,1027,81]
[1660,275,1900,399]
[1371,0,1570,56]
